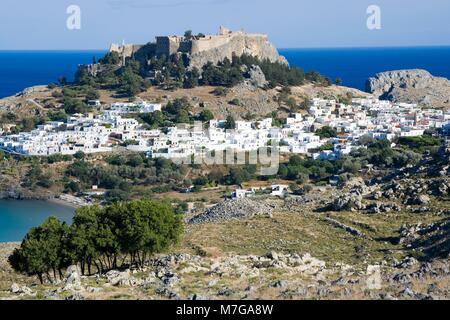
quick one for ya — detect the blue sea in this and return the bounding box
[1,47,450,241]
[279,46,450,90]
[0,47,450,98]
[0,200,75,242]
[0,50,106,99]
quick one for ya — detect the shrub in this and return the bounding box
[316,126,338,139]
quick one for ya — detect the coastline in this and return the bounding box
[0,196,80,244]
[0,187,85,209]
[46,195,84,209]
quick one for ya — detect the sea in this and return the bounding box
[0,50,106,99]
[1,47,450,98]
[279,46,450,90]
[0,200,75,242]
[1,46,450,241]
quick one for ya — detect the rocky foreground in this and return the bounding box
[1,172,450,300]
[1,244,449,300]
[1,141,450,300]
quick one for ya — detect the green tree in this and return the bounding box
[224,115,236,130]
[58,76,67,86]
[103,200,183,267]
[85,88,100,101]
[10,200,183,279]
[127,154,144,167]
[19,117,37,132]
[176,109,190,123]
[226,167,252,185]
[9,217,69,283]
[316,126,338,139]
[183,68,200,88]
[23,164,43,189]
[139,110,166,129]
[73,151,85,160]
[65,180,81,193]
[199,109,214,122]
[68,206,102,275]
[64,97,89,114]
[184,30,193,40]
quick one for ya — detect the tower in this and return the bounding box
[121,39,126,66]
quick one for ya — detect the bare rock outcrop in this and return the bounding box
[366,69,450,108]
[247,65,268,88]
[188,30,288,70]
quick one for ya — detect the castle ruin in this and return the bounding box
[109,27,287,69]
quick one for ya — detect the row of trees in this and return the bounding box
[64,154,188,201]
[13,136,432,200]
[9,200,183,283]
[138,98,214,127]
[0,112,47,133]
[277,135,428,185]
[51,86,101,115]
[74,49,333,96]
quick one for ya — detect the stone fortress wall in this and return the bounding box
[109,43,145,65]
[109,26,287,69]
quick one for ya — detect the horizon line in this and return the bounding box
[1,44,450,52]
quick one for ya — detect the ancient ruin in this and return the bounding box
[109,26,287,69]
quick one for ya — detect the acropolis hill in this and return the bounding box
[109,26,288,69]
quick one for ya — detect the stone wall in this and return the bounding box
[109,43,145,64]
[109,27,288,70]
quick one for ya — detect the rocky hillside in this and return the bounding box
[366,69,450,108]
[139,83,367,120]
[2,150,450,300]
[0,83,367,125]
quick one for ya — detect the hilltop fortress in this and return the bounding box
[109,26,287,69]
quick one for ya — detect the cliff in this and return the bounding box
[366,69,450,108]
[109,27,287,70]
[186,29,288,69]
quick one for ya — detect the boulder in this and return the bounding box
[407,194,431,205]
[332,193,365,211]
[160,271,180,287]
[105,269,134,286]
[266,251,279,261]
[65,265,81,277]
[270,280,288,288]
[10,283,33,295]
[44,290,60,300]
[65,293,85,300]
[248,65,268,88]
[396,256,418,269]
[64,265,82,290]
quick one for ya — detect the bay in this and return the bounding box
[0,200,75,242]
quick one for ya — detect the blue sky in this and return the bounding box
[1,0,449,49]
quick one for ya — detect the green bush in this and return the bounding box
[315,126,337,139]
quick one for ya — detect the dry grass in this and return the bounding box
[180,199,449,267]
